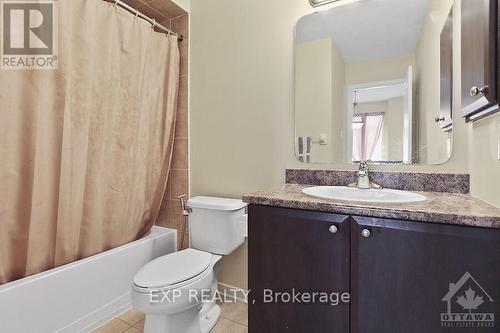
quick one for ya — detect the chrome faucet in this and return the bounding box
[348,161,382,189]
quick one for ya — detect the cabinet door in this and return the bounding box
[351,216,500,333]
[461,0,498,120]
[248,205,350,333]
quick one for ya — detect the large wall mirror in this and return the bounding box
[295,0,454,165]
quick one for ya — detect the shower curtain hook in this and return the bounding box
[134,9,139,19]
[151,19,156,30]
[114,0,119,7]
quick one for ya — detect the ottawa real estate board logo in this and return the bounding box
[441,272,495,328]
[1,0,58,69]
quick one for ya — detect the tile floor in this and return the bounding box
[92,301,248,333]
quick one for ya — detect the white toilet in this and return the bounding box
[131,196,247,333]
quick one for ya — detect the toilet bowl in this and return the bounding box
[131,196,247,333]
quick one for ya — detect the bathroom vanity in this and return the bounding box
[262,0,500,330]
[244,170,500,333]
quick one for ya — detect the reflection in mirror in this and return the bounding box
[350,77,412,164]
[295,0,454,165]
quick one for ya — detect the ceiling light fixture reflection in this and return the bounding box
[309,0,340,7]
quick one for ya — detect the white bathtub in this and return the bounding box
[0,226,177,333]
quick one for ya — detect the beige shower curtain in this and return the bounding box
[0,0,180,284]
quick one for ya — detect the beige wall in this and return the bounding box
[190,0,499,289]
[386,97,405,161]
[172,0,190,12]
[295,36,347,164]
[469,114,500,207]
[295,38,333,162]
[331,39,347,162]
[345,54,415,86]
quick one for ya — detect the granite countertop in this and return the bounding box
[242,184,500,229]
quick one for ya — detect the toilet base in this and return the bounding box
[200,303,221,333]
[143,303,221,333]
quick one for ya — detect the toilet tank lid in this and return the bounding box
[188,196,246,211]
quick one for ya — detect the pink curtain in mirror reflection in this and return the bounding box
[352,113,385,162]
[0,0,180,284]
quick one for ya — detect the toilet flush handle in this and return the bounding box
[177,194,192,216]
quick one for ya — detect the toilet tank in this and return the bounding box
[187,196,247,255]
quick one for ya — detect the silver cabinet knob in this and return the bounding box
[329,225,338,234]
[434,116,445,123]
[361,229,371,238]
[470,86,487,97]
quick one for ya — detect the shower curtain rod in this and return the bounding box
[112,0,184,41]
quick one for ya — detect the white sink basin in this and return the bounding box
[302,186,426,204]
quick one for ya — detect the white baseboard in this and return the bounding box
[217,282,249,304]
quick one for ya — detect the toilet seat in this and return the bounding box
[134,249,213,290]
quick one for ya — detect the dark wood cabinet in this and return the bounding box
[461,0,500,120]
[351,216,500,333]
[249,205,500,333]
[248,205,350,333]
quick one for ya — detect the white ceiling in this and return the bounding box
[296,0,431,63]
